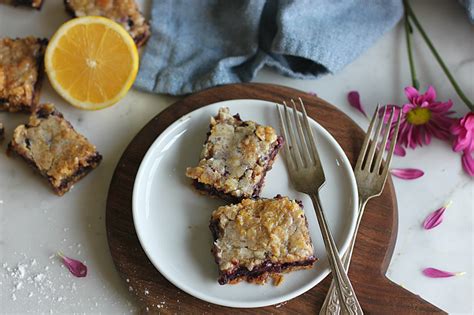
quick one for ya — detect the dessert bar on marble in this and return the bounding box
[209,196,316,285]
[8,103,102,195]
[0,37,48,112]
[64,0,150,47]
[186,107,283,203]
[2,0,44,9]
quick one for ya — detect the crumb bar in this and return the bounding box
[186,107,283,202]
[64,0,150,47]
[8,104,102,195]
[0,37,48,112]
[210,196,316,285]
[2,0,44,9]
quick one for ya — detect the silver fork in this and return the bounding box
[277,98,363,315]
[320,105,402,315]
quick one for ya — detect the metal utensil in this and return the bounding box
[277,98,363,315]
[320,105,402,314]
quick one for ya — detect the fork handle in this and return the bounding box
[310,193,363,315]
[320,198,367,315]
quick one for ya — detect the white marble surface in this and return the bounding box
[0,0,472,314]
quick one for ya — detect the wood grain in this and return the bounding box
[106,83,445,314]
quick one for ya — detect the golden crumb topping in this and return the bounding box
[186,107,280,199]
[0,37,46,111]
[66,0,149,45]
[211,197,314,272]
[10,104,98,187]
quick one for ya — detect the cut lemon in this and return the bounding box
[45,16,139,110]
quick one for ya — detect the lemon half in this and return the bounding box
[45,16,139,110]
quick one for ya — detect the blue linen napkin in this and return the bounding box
[135,0,403,95]
[460,0,474,22]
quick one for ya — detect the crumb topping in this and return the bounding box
[0,37,46,111]
[211,197,314,272]
[10,104,99,187]
[66,0,149,44]
[186,107,280,199]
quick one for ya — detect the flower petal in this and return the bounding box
[451,112,474,153]
[462,113,474,128]
[450,122,462,136]
[404,86,419,102]
[452,130,469,152]
[58,252,87,278]
[394,143,406,156]
[390,168,424,179]
[423,202,451,230]
[347,91,367,117]
[380,105,401,122]
[422,267,465,278]
[402,103,415,113]
[385,140,406,156]
[423,86,437,103]
[429,100,453,113]
[461,150,474,177]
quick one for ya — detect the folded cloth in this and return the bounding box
[460,0,474,22]
[135,0,403,95]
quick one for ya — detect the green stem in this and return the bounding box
[404,9,419,90]
[404,0,474,111]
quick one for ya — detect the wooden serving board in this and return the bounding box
[105,83,444,314]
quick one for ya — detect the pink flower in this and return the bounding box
[400,86,455,148]
[382,86,455,153]
[450,112,474,177]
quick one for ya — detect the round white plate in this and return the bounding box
[133,99,358,308]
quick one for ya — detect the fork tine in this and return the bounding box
[276,104,296,170]
[355,104,380,170]
[283,101,304,169]
[291,99,312,167]
[364,105,387,171]
[381,109,403,179]
[373,107,395,174]
[298,98,320,165]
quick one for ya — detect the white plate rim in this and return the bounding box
[132,99,358,308]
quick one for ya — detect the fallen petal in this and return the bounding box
[347,91,368,118]
[422,267,465,278]
[58,252,87,278]
[390,168,424,179]
[423,201,451,230]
